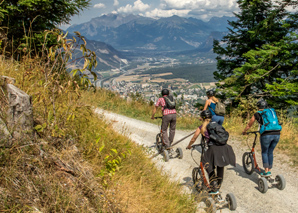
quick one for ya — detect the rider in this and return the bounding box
[186,110,236,193]
[151,88,177,149]
[203,90,224,125]
[242,100,281,176]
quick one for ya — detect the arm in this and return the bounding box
[203,100,210,110]
[151,106,158,119]
[186,128,201,149]
[242,115,256,135]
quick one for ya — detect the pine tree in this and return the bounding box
[213,0,298,108]
[0,0,90,55]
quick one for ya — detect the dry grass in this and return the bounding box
[0,55,197,212]
[112,141,196,213]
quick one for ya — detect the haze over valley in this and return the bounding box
[66,13,236,113]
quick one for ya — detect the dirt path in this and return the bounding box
[95,109,298,213]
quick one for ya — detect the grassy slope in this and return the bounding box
[0,58,197,212]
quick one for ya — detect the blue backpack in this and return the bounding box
[258,108,282,134]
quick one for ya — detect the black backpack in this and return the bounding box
[207,122,229,146]
[163,95,176,109]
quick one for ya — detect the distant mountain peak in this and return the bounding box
[67,14,236,52]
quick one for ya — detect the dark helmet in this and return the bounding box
[206,89,215,97]
[200,110,212,119]
[161,88,169,96]
[257,99,268,109]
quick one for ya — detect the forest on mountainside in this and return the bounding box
[144,63,216,83]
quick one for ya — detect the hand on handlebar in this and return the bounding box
[186,145,192,150]
[151,116,155,120]
[242,131,247,135]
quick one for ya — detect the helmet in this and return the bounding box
[161,88,169,96]
[206,90,215,97]
[200,110,212,119]
[257,100,268,109]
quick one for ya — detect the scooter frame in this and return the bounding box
[191,142,237,212]
[242,131,286,193]
[154,117,183,162]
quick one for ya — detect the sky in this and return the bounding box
[60,0,240,29]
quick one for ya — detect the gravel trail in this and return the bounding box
[95,109,298,213]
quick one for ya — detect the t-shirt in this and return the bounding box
[155,96,176,116]
[254,112,280,136]
[208,102,216,116]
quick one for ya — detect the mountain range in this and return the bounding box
[67,14,237,52]
[67,33,126,71]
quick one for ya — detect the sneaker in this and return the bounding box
[260,171,270,176]
[209,190,219,194]
[165,146,171,150]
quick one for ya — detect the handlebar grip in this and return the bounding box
[246,131,259,134]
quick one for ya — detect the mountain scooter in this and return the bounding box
[154,117,183,162]
[191,141,237,212]
[242,131,286,193]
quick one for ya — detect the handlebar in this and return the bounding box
[154,116,163,119]
[246,131,259,135]
[191,143,203,149]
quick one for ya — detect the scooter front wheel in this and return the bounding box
[192,167,203,192]
[155,133,162,151]
[242,152,255,174]
[163,149,169,162]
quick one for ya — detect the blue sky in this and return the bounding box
[60,0,241,29]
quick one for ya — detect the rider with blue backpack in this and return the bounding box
[242,100,282,176]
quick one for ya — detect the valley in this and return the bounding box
[91,55,217,115]
[66,13,231,114]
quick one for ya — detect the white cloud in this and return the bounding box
[117,0,150,13]
[154,0,239,20]
[93,3,105,9]
[161,0,238,11]
[114,0,119,7]
[144,8,191,18]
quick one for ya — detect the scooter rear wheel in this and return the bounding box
[242,152,255,175]
[258,177,268,193]
[275,174,286,190]
[176,147,183,159]
[226,193,237,210]
[205,197,217,213]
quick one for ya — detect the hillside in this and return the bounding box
[0,45,197,212]
[67,33,127,71]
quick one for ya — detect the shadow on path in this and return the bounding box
[227,163,259,185]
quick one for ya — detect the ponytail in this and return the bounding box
[212,96,219,103]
